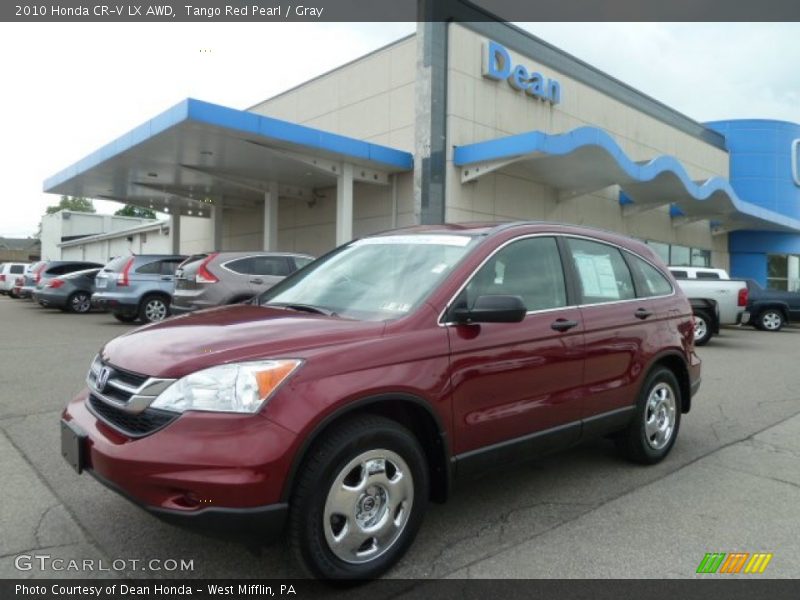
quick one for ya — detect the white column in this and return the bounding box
[210,203,223,251]
[336,163,354,246]
[171,214,181,254]
[263,181,279,251]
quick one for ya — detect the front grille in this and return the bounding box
[110,367,148,388]
[88,394,177,437]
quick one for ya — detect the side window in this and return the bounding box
[670,270,688,279]
[696,271,720,280]
[628,254,673,297]
[252,256,292,276]
[567,238,635,303]
[135,260,162,275]
[293,256,313,270]
[47,265,66,275]
[160,260,183,275]
[225,258,256,275]
[462,237,567,312]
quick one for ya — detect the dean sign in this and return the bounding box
[482,40,562,105]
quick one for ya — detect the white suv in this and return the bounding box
[0,262,29,296]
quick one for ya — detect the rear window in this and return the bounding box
[696,272,721,279]
[178,254,209,272]
[294,256,313,270]
[10,265,24,274]
[104,256,132,272]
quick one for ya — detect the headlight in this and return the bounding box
[150,359,302,414]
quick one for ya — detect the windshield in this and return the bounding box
[258,234,480,321]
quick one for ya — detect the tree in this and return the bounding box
[114,204,157,219]
[45,195,96,215]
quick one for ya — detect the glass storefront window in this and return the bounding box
[646,241,670,265]
[670,245,691,267]
[767,254,800,291]
[691,248,711,267]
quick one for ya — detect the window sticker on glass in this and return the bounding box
[380,301,412,313]
[431,263,449,274]
[574,252,621,299]
[353,235,473,247]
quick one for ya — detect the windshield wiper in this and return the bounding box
[263,302,336,316]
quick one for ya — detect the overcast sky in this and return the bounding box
[0,22,797,238]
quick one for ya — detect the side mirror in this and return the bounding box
[452,295,527,324]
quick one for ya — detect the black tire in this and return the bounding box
[757,309,784,332]
[113,312,138,323]
[692,311,713,346]
[288,414,429,580]
[616,367,682,465]
[138,294,170,323]
[9,290,18,299]
[66,291,92,314]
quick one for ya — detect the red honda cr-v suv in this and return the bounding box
[61,222,701,579]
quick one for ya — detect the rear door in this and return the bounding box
[248,255,293,293]
[564,237,665,421]
[447,235,585,460]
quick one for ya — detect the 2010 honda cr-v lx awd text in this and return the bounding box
[61,222,701,580]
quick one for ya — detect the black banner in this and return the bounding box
[3,580,800,600]
[3,0,800,22]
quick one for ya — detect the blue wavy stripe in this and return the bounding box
[453,126,800,231]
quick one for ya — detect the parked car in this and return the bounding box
[61,223,700,580]
[35,268,103,313]
[742,280,800,331]
[0,262,29,296]
[16,260,48,299]
[669,267,748,346]
[171,251,314,315]
[32,261,104,305]
[92,254,187,323]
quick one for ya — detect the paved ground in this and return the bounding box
[0,295,798,582]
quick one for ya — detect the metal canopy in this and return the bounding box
[454,126,800,234]
[44,98,413,217]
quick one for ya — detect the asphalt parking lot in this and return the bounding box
[1,296,799,582]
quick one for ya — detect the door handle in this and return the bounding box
[250,278,264,284]
[160,276,173,281]
[635,308,653,320]
[551,318,579,332]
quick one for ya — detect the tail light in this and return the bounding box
[196,253,219,284]
[0,274,5,282]
[48,279,65,289]
[737,287,748,307]
[117,257,135,286]
[34,263,47,283]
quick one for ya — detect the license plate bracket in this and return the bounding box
[61,419,87,474]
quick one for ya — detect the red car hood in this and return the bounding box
[101,305,386,379]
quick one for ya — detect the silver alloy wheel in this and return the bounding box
[761,311,782,331]
[323,449,414,564]
[693,315,707,341]
[144,298,168,321]
[72,293,91,313]
[644,382,676,450]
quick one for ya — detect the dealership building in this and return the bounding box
[44,20,800,290]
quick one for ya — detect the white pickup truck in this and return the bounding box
[668,267,748,346]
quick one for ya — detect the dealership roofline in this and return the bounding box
[58,220,169,248]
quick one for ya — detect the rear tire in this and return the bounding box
[288,415,428,580]
[67,292,92,314]
[9,290,18,299]
[616,367,681,465]
[139,294,170,323]
[692,312,712,346]
[758,309,784,332]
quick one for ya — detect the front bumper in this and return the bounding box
[61,389,297,539]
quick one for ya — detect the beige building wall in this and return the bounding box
[445,23,730,270]
[248,36,417,253]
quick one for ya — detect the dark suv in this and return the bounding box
[92,254,187,323]
[61,223,700,580]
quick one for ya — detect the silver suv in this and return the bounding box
[171,251,313,314]
[92,254,187,323]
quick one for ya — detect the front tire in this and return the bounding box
[758,309,784,332]
[617,367,681,465]
[113,312,138,323]
[139,294,170,323]
[692,312,712,346]
[288,415,429,580]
